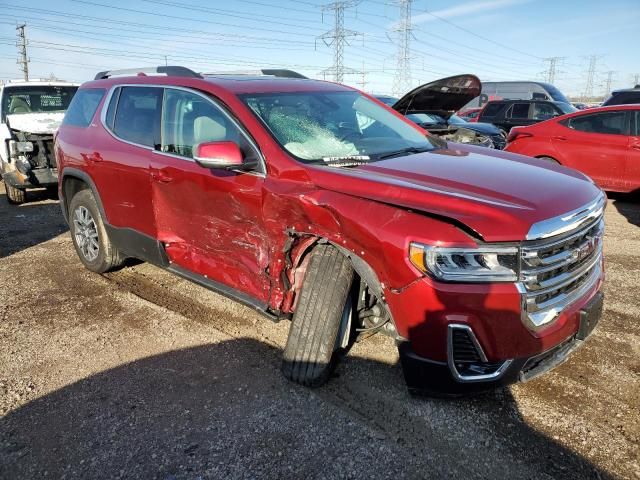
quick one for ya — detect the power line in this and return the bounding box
[318,1,362,82]
[15,23,28,81]
[391,0,413,96]
[417,8,543,60]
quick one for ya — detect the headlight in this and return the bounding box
[9,140,33,155]
[17,141,33,153]
[409,242,519,282]
[15,157,31,174]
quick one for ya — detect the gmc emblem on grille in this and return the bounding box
[572,237,597,262]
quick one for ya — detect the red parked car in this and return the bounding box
[505,105,640,192]
[55,66,605,395]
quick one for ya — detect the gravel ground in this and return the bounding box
[0,184,638,480]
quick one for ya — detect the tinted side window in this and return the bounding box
[62,88,105,127]
[533,102,558,120]
[481,103,503,117]
[509,103,530,119]
[568,111,627,135]
[161,88,258,162]
[113,87,162,147]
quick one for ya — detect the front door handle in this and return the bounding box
[552,136,567,141]
[630,143,640,150]
[151,170,173,184]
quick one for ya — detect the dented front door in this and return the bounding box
[150,87,271,303]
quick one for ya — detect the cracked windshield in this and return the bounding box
[241,91,438,163]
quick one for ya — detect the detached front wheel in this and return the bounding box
[282,244,355,387]
[4,179,26,204]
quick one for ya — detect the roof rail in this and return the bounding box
[94,66,202,80]
[203,69,307,79]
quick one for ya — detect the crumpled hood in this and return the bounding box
[309,145,602,242]
[6,112,65,135]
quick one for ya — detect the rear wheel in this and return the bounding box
[282,244,355,387]
[4,179,26,204]
[69,189,124,273]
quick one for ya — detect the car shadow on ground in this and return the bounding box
[0,191,68,258]
[0,338,613,480]
[609,190,640,227]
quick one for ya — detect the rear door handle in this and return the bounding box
[552,136,567,141]
[151,170,173,184]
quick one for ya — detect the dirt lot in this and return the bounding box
[0,183,638,480]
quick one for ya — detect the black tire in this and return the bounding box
[538,156,559,164]
[4,179,26,204]
[68,189,124,273]
[282,244,355,387]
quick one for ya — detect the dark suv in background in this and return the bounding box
[602,85,640,106]
[477,99,577,132]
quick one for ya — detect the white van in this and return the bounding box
[462,81,571,109]
[0,80,79,203]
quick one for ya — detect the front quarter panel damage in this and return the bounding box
[262,177,478,338]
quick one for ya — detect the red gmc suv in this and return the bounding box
[55,67,605,395]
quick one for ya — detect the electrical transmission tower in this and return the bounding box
[602,70,616,97]
[632,73,640,86]
[391,0,414,97]
[16,24,29,81]
[318,1,362,83]
[542,57,563,84]
[582,55,600,101]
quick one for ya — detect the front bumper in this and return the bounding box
[3,168,58,189]
[398,291,604,396]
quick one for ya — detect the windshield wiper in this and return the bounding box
[307,155,371,167]
[377,146,431,160]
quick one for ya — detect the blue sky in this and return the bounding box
[0,0,638,97]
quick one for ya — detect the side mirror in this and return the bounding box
[194,141,244,170]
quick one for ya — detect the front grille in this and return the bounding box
[520,215,604,328]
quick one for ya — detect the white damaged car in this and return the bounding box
[0,81,78,203]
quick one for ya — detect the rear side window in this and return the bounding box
[62,88,105,127]
[567,111,627,135]
[480,103,502,117]
[113,87,163,147]
[509,103,530,119]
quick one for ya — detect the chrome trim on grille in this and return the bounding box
[447,324,513,382]
[519,204,604,329]
[526,192,606,240]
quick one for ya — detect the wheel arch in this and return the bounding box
[282,233,393,330]
[60,168,107,224]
